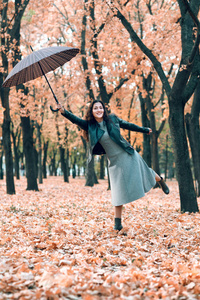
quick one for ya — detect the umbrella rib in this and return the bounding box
[39,54,68,73]
[39,58,58,74]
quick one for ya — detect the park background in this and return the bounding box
[1,0,200,299]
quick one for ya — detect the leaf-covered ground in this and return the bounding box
[0,176,200,300]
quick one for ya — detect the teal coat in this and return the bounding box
[61,110,149,161]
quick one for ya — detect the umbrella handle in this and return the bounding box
[50,105,59,112]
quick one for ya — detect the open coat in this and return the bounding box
[61,109,150,162]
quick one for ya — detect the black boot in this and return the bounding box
[158,177,170,194]
[114,218,123,231]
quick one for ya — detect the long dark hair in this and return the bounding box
[83,100,109,140]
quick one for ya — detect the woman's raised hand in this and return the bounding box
[148,128,152,135]
[56,103,65,114]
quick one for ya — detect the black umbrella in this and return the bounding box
[2,46,79,111]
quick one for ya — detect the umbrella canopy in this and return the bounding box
[2,46,79,88]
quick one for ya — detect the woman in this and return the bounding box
[56,100,169,231]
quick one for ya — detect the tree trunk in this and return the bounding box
[13,141,20,180]
[33,146,38,179]
[151,132,160,176]
[72,154,76,179]
[11,132,20,180]
[60,146,69,182]
[0,75,15,193]
[185,82,200,196]
[99,155,105,179]
[0,151,4,180]
[81,136,97,186]
[36,123,43,184]
[93,160,98,184]
[67,149,70,179]
[144,76,161,176]
[49,149,57,176]
[164,135,169,181]
[42,140,49,179]
[139,94,151,167]
[140,73,165,174]
[85,155,98,187]
[11,124,21,180]
[49,164,53,176]
[0,0,30,194]
[169,101,198,212]
[3,118,15,194]
[185,114,200,196]
[168,150,175,179]
[21,116,38,191]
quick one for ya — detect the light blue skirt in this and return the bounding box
[108,149,156,206]
[99,122,156,206]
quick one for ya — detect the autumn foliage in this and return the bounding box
[1,0,200,296]
[0,176,200,299]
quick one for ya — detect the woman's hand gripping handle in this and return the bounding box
[50,103,65,113]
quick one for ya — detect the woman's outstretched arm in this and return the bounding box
[118,117,151,134]
[56,103,88,131]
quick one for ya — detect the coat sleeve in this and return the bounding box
[61,109,88,131]
[117,117,150,134]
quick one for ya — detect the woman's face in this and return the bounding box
[92,102,104,122]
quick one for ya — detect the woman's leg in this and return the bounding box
[114,205,123,218]
[155,172,169,194]
[155,173,162,182]
[114,205,123,231]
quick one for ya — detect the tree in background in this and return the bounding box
[185,82,200,196]
[110,0,199,212]
[0,0,30,194]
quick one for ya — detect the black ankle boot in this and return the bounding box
[158,177,170,194]
[114,218,123,231]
